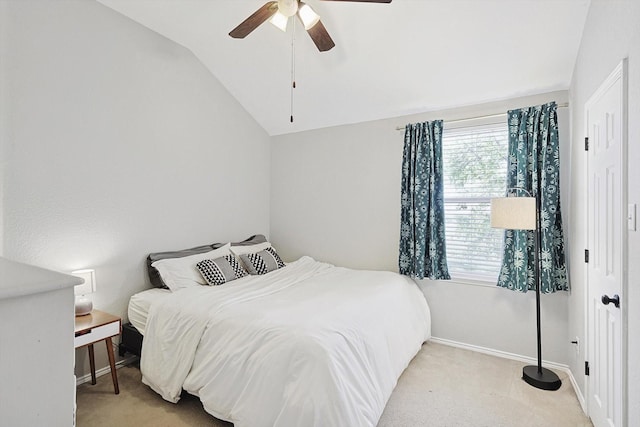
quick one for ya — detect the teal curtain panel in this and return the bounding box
[498,102,569,293]
[399,121,451,280]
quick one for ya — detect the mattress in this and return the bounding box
[127,288,171,335]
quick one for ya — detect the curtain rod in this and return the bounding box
[395,102,569,131]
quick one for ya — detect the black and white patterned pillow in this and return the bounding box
[196,255,248,286]
[240,247,286,275]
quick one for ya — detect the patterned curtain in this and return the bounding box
[399,121,450,280]
[498,102,568,293]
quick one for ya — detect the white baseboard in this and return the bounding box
[75,355,138,386]
[566,366,587,414]
[429,336,569,370]
[429,337,587,415]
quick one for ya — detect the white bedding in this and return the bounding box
[140,256,430,427]
[127,288,170,335]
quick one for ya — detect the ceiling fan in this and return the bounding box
[229,0,392,52]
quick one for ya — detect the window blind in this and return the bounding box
[442,124,509,281]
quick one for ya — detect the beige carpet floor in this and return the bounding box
[76,342,592,427]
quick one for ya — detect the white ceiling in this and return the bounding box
[97,0,590,136]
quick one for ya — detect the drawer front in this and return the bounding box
[74,321,120,348]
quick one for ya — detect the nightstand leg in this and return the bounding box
[105,337,119,394]
[88,344,96,385]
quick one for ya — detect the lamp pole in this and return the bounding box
[520,191,561,390]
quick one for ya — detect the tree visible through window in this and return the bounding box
[442,123,508,281]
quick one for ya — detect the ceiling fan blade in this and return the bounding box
[320,0,392,3]
[306,20,335,52]
[229,1,279,39]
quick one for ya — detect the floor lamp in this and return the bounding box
[491,193,562,391]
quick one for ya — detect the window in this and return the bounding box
[442,122,508,282]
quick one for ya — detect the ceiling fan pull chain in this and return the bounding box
[290,17,296,123]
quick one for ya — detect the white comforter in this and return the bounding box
[141,256,430,427]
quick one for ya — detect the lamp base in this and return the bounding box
[522,365,562,391]
[75,296,93,316]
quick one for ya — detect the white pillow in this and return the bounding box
[229,241,272,257]
[151,243,231,291]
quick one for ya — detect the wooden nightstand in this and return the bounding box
[74,310,122,394]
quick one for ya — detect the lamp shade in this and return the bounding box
[490,197,536,230]
[269,11,288,32]
[298,2,320,29]
[72,269,96,296]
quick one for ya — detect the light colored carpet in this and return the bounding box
[76,342,592,427]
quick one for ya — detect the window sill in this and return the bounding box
[450,276,498,288]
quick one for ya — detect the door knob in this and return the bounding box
[601,294,620,308]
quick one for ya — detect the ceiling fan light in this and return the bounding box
[298,3,320,30]
[277,0,298,17]
[269,11,289,32]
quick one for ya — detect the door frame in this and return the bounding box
[584,58,628,426]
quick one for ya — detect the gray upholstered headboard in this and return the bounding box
[146,234,268,288]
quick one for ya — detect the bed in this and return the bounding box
[126,236,431,427]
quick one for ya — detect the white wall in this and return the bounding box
[1,0,270,377]
[568,0,640,424]
[0,1,7,257]
[271,91,572,365]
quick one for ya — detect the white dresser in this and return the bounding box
[0,257,81,427]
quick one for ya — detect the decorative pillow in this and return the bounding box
[151,244,231,291]
[240,247,286,275]
[196,255,248,286]
[229,241,272,258]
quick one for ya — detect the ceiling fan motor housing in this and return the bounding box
[278,0,298,17]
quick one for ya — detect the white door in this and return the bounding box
[586,60,626,427]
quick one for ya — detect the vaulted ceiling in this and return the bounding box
[97,0,590,136]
